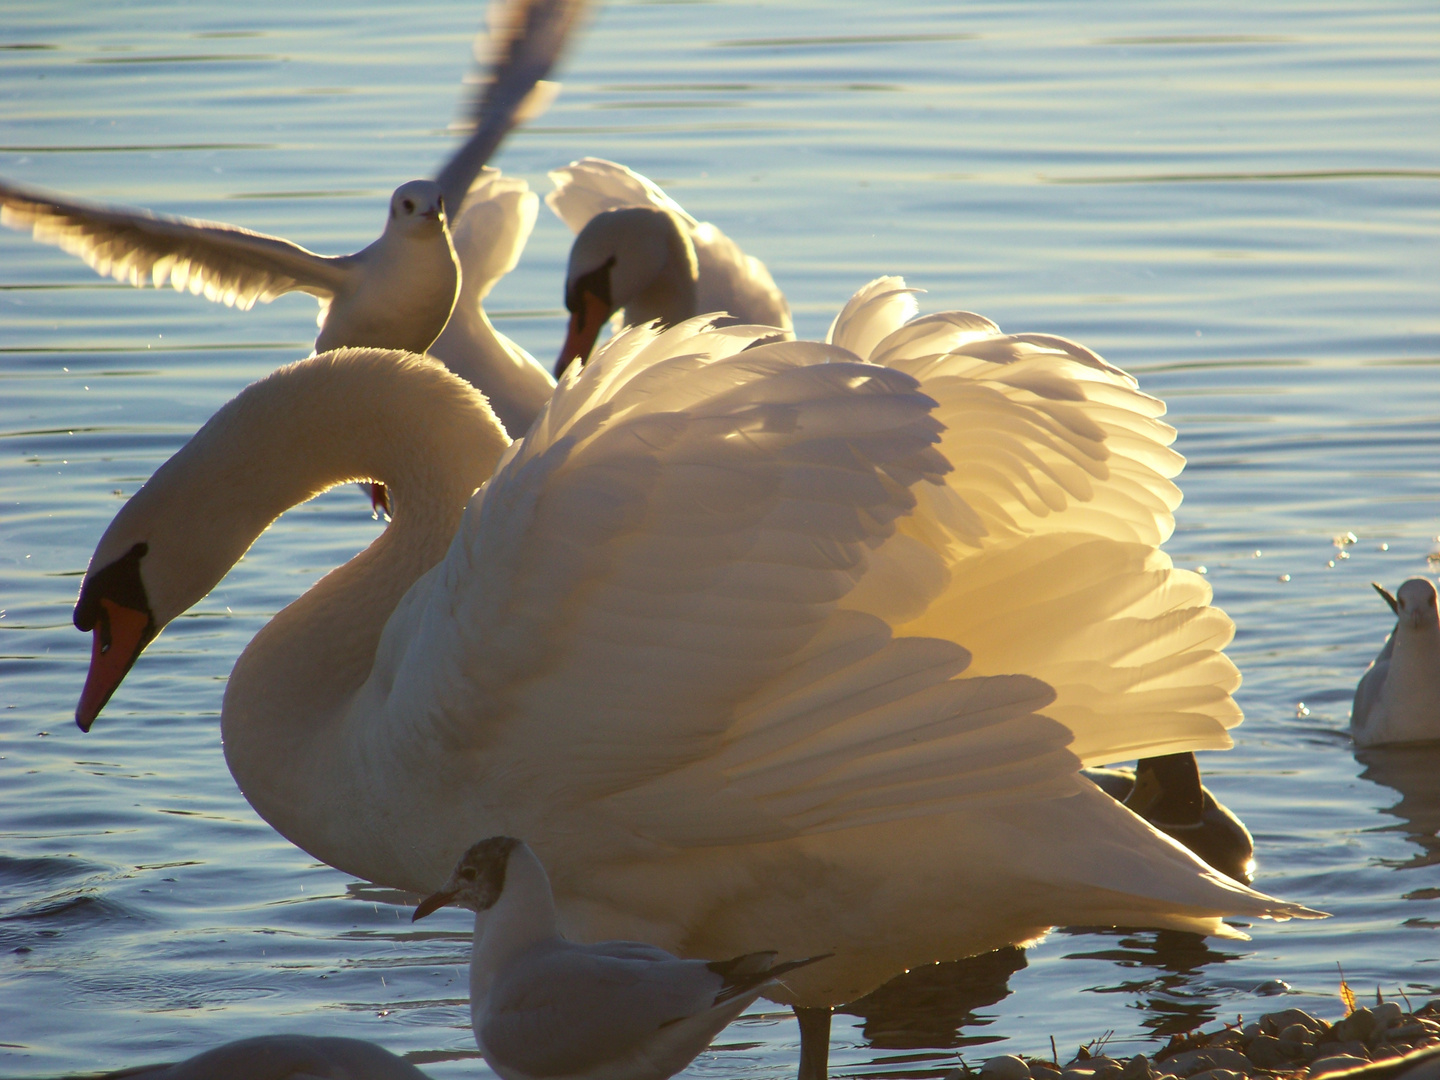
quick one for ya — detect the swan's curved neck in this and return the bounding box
[619,214,698,329]
[177,350,508,844]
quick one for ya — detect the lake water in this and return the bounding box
[1,0,1438,1076]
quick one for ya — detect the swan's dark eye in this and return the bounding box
[402,198,416,214]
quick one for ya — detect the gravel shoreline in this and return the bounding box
[971,1002,1440,1080]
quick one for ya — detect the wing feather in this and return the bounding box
[834,278,1242,766]
[371,322,1079,853]
[436,0,589,213]
[0,177,346,309]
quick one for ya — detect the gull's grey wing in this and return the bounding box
[0,177,350,310]
[479,943,719,1079]
[1353,633,1394,730]
[434,0,589,213]
[66,1035,431,1080]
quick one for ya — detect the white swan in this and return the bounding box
[547,158,792,370]
[1352,579,1440,747]
[0,0,584,357]
[73,284,1318,1020]
[413,837,826,1080]
[428,169,555,438]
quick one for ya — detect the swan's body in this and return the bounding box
[428,169,555,437]
[0,0,584,357]
[414,838,825,1080]
[547,158,791,368]
[75,282,1317,1009]
[75,1035,431,1080]
[1353,579,1440,747]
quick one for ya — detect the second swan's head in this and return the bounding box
[556,205,698,375]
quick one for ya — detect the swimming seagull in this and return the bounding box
[0,0,587,357]
[70,1034,432,1080]
[1352,578,1440,747]
[546,157,792,372]
[413,837,828,1080]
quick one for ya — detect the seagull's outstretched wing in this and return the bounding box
[435,0,589,214]
[0,177,349,310]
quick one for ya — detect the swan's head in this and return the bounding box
[73,348,508,734]
[73,443,231,732]
[412,836,524,920]
[386,179,448,235]
[74,539,157,733]
[1387,577,1440,632]
[556,205,697,375]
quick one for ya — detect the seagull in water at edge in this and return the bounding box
[413,837,828,1080]
[1352,578,1440,748]
[0,0,587,358]
[64,1034,432,1080]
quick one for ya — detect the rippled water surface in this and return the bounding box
[2,1,1438,1076]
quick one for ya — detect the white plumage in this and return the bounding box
[428,169,555,438]
[0,0,584,359]
[1352,578,1440,747]
[414,837,826,1080]
[74,282,1320,1014]
[547,157,792,331]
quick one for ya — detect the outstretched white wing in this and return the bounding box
[831,277,1242,766]
[370,317,1078,853]
[0,177,348,310]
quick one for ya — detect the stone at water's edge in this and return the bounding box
[971,1001,1440,1080]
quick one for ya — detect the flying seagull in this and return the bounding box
[0,0,586,356]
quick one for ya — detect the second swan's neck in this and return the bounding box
[212,349,507,862]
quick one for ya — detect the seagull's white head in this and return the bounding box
[413,836,522,920]
[387,179,448,236]
[1396,578,1439,632]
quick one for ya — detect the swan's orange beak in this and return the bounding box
[412,887,458,922]
[556,289,611,377]
[77,598,152,732]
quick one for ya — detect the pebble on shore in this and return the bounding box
[965,1001,1440,1080]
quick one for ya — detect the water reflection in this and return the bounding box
[1356,744,1440,870]
[842,947,1027,1052]
[1059,930,1246,1039]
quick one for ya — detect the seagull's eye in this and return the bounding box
[460,867,478,882]
[402,198,416,214]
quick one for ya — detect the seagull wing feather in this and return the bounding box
[435,0,588,213]
[481,944,718,1078]
[0,177,349,310]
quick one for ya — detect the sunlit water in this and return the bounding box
[1,1,1438,1076]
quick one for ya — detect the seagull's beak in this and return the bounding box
[1373,582,1399,614]
[76,598,153,732]
[413,887,458,922]
[556,288,611,377]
